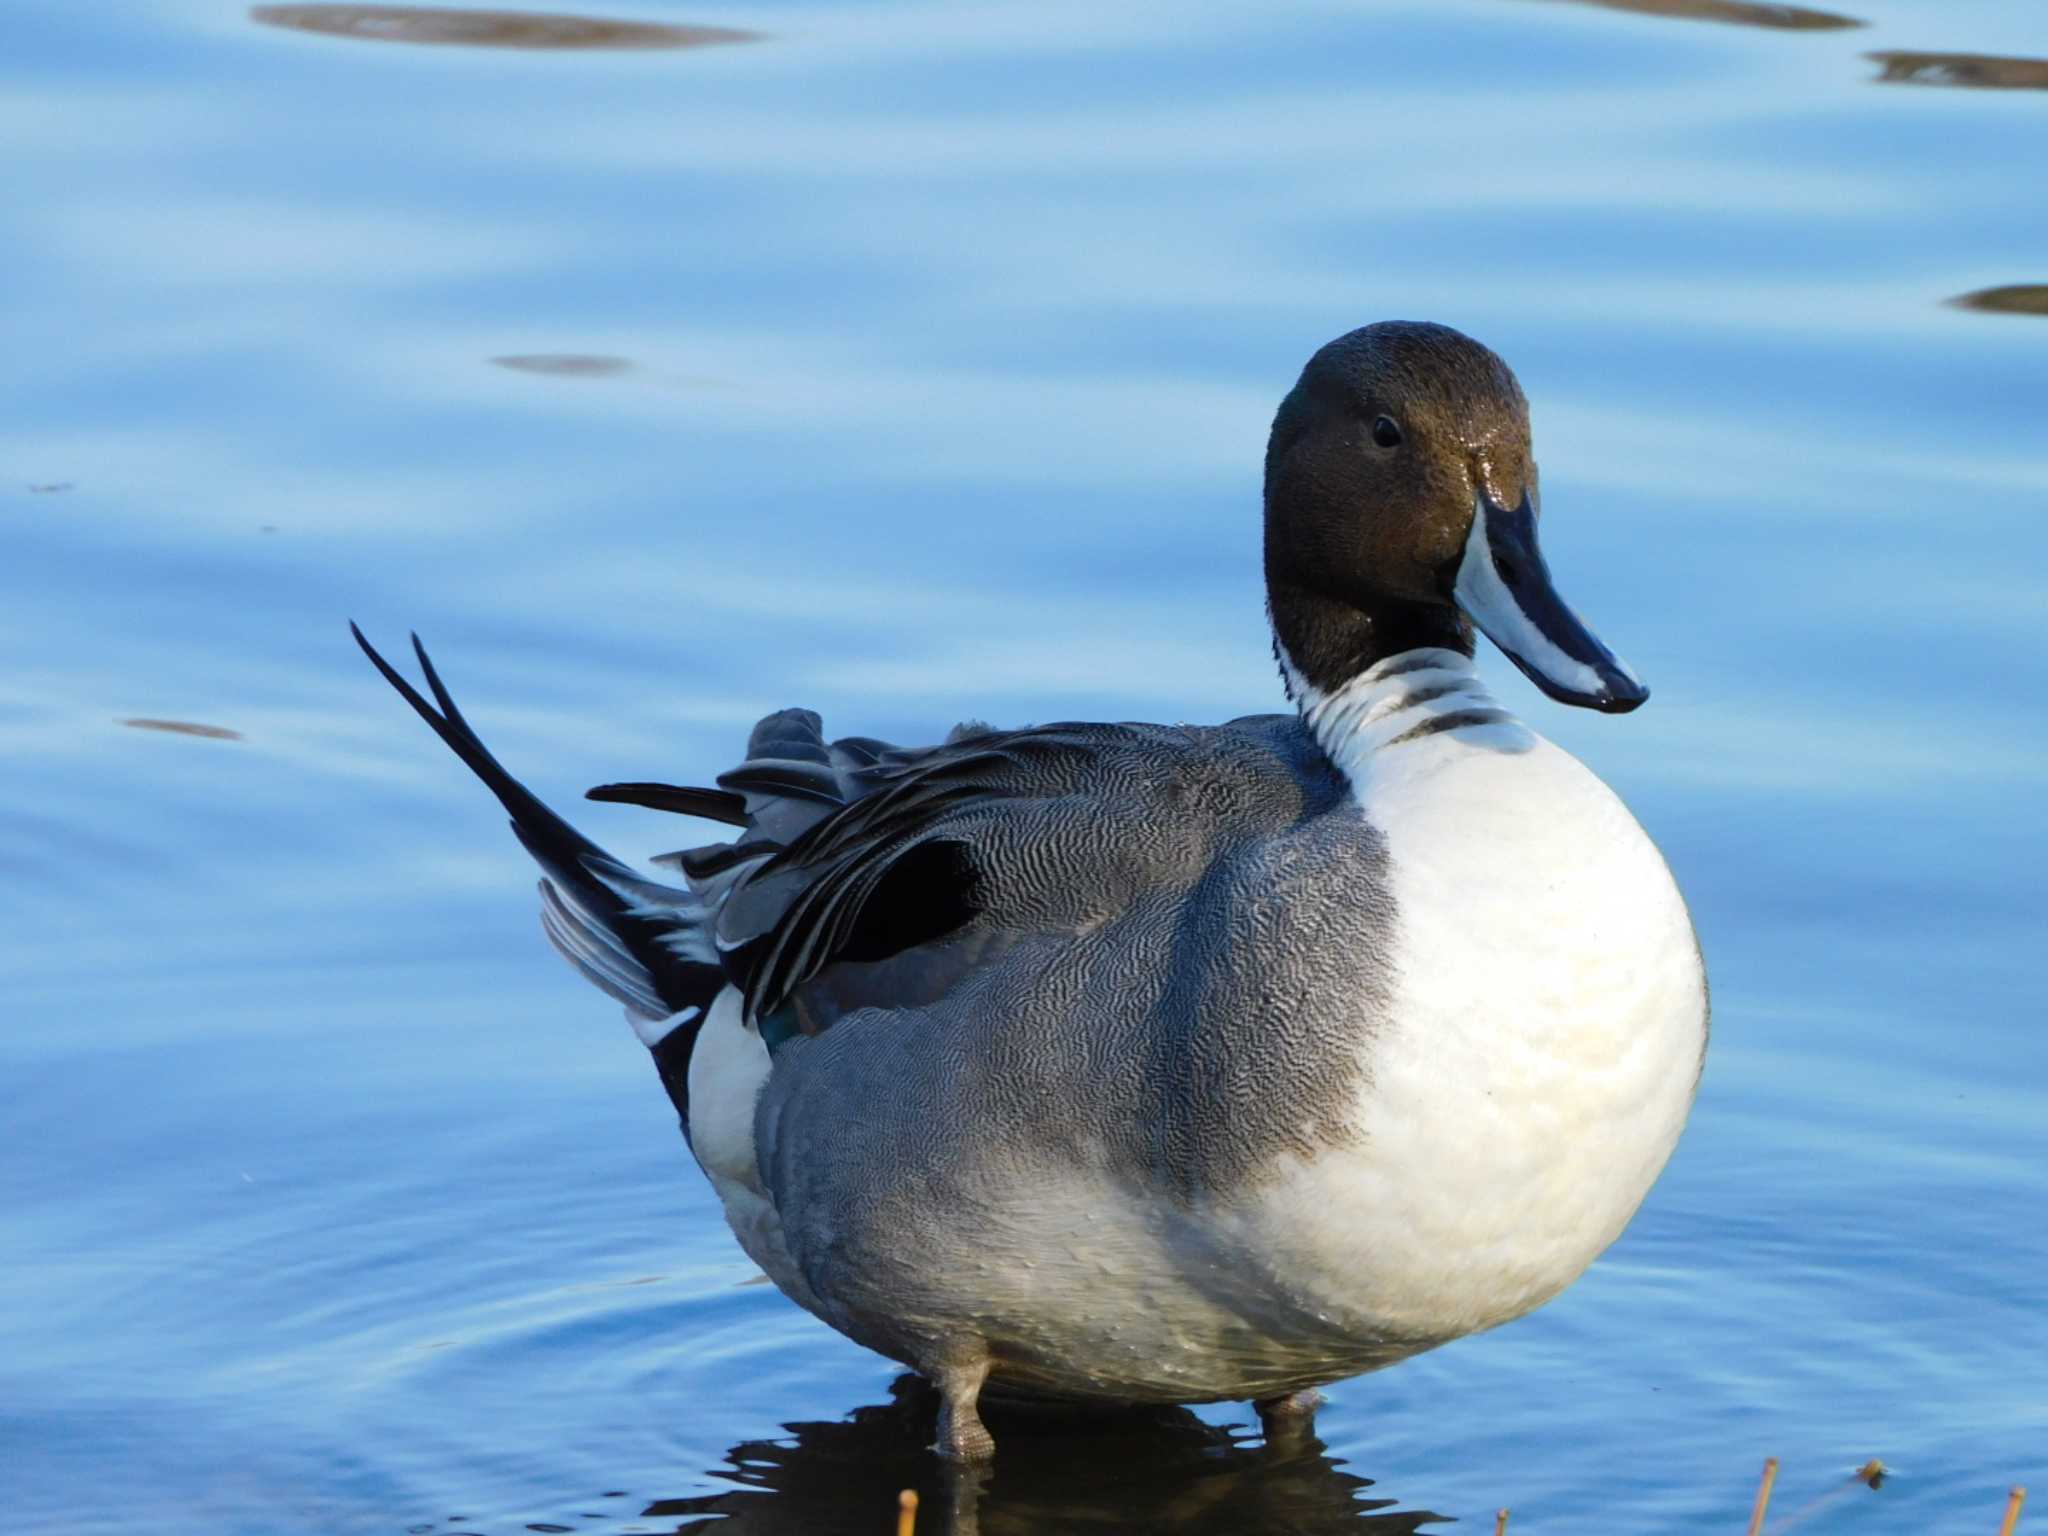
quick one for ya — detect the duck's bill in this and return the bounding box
[1452,491,1649,714]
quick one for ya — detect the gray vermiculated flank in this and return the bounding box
[686,711,1399,1221]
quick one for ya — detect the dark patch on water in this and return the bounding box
[1949,285,2048,317]
[1869,51,2048,90]
[1531,0,1863,31]
[492,355,636,379]
[248,5,760,51]
[120,718,245,740]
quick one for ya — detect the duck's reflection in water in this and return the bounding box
[641,1377,1447,1536]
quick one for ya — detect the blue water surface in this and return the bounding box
[3,1,2045,1531]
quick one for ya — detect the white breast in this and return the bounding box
[1271,648,1708,1340]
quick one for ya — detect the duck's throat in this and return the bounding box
[1267,581,1474,704]
[1270,590,1529,784]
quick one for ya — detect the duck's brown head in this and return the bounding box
[1264,320,1646,713]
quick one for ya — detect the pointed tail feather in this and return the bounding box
[586,781,747,823]
[351,623,725,1033]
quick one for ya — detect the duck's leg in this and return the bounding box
[1255,1387,1324,1446]
[933,1450,990,1536]
[931,1350,995,1461]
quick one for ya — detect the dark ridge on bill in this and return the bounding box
[1868,51,2048,91]
[249,5,761,50]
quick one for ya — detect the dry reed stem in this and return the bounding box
[1746,1457,1779,1536]
[896,1488,919,1536]
[1998,1486,2026,1536]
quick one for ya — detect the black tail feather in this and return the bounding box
[354,625,591,866]
[586,781,748,824]
[351,623,719,1023]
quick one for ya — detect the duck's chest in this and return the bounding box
[1255,705,1708,1338]
[1364,725,1705,1084]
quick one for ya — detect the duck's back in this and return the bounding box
[766,713,1395,1163]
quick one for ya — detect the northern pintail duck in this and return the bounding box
[356,321,1707,1460]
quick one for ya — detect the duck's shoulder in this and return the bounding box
[917,711,1385,906]
[946,709,1333,796]
[952,712,1379,917]
[714,708,1370,1045]
[1037,710,1348,822]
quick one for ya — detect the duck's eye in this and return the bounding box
[1371,415,1403,449]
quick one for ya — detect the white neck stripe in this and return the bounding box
[1278,645,1534,789]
